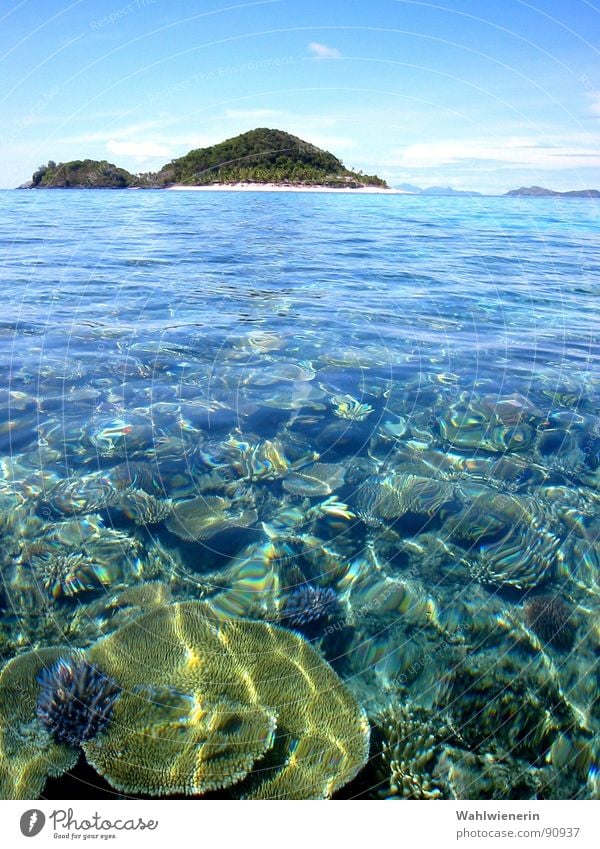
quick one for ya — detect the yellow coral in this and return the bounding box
[0,648,79,799]
[165,496,257,541]
[0,602,369,799]
[86,683,277,795]
[85,601,369,798]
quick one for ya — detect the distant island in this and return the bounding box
[395,183,482,196]
[21,128,388,190]
[505,185,600,198]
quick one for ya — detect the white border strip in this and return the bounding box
[0,800,597,848]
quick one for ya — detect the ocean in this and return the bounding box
[0,189,598,799]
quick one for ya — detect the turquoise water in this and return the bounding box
[0,190,599,799]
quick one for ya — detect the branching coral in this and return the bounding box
[376,703,453,799]
[441,651,569,756]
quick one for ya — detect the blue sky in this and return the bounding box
[1,0,599,191]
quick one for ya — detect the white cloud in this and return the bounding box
[107,139,171,160]
[308,42,341,59]
[394,137,600,170]
[64,121,164,145]
[587,91,600,116]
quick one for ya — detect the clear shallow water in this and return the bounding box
[0,190,599,799]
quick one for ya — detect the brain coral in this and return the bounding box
[84,602,370,798]
[0,647,80,799]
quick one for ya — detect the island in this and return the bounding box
[28,159,136,189]
[416,185,481,197]
[22,128,388,190]
[505,185,600,198]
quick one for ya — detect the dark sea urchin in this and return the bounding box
[524,595,576,650]
[280,584,339,629]
[36,657,121,746]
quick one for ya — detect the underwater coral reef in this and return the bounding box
[1,355,598,799]
[0,192,599,799]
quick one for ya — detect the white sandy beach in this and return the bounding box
[165,183,408,194]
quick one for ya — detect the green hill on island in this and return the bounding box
[30,159,137,188]
[25,129,387,189]
[155,128,387,187]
